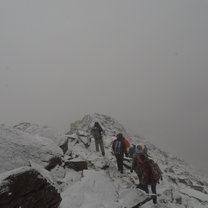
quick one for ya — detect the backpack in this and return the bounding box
[129,145,136,158]
[123,138,130,149]
[148,160,162,182]
[114,140,123,155]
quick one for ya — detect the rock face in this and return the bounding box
[0,167,61,208]
[13,122,68,153]
[0,126,63,174]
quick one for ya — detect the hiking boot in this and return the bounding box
[152,196,157,204]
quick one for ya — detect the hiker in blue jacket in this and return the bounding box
[112,133,128,173]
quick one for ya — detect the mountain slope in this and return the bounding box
[61,113,208,208]
[0,114,208,208]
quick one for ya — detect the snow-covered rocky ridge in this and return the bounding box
[0,114,208,208]
[63,113,208,208]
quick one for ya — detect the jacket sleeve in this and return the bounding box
[123,142,128,156]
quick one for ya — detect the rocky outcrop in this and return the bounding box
[0,126,63,174]
[13,122,68,153]
[64,159,88,171]
[68,113,128,137]
[59,138,69,154]
[0,167,61,208]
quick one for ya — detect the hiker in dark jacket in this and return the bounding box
[112,133,128,174]
[137,153,160,204]
[91,122,105,156]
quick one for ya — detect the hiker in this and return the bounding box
[130,144,145,183]
[137,153,162,205]
[128,144,137,158]
[90,122,105,156]
[112,133,128,173]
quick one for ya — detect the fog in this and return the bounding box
[1,0,208,175]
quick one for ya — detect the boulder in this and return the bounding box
[0,166,62,208]
[13,122,69,153]
[64,159,88,171]
[59,138,69,154]
[0,126,63,173]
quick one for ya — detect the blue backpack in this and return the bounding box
[114,140,123,155]
[129,145,137,158]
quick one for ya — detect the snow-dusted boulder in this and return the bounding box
[0,166,61,208]
[13,122,68,153]
[0,126,63,173]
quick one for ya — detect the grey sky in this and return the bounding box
[1,1,208,174]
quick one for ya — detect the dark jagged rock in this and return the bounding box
[64,160,88,171]
[101,165,109,170]
[190,185,205,193]
[175,195,182,204]
[178,178,193,186]
[0,167,61,208]
[45,156,62,171]
[123,162,131,169]
[59,138,69,154]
